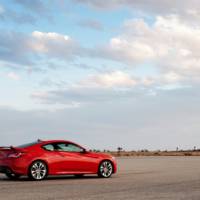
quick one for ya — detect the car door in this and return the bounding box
[42,143,68,174]
[54,142,97,173]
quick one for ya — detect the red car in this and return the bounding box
[0,140,117,180]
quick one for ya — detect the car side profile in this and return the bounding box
[0,140,117,180]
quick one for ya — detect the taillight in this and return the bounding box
[7,152,23,158]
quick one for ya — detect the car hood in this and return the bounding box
[86,151,113,159]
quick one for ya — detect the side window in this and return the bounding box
[43,144,54,151]
[55,143,83,152]
[66,144,84,152]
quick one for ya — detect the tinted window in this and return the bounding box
[43,144,54,151]
[55,143,83,152]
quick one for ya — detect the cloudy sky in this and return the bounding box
[0,0,200,150]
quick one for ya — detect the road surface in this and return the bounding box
[1,156,200,200]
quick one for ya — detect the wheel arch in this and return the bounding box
[98,159,114,173]
[28,159,49,175]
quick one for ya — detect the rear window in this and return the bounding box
[17,141,39,148]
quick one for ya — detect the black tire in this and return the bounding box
[98,160,113,178]
[5,173,20,180]
[28,160,48,181]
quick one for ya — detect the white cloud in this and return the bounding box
[0,30,82,69]
[2,0,200,150]
[31,31,70,53]
[7,72,20,81]
[0,5,4,14]
[73,0,200,17]
[29,31,79,59]
[14,0,49,16]
[109,37,155,62]
[101,15,200,84]
[31,71,146,106]
[31,69,191,107]
[3,86,200,150]
[162,71,182,83]
[77,19,103,31]
[80,71,138,88]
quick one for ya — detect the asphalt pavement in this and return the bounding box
[1,156,200,200]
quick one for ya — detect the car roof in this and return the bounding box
[40,140,85,148]
[17,140,82,149]
[40,140,75,145]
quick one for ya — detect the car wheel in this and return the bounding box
[5,173,20,180]
[74,174,84,178]
[98,160,113,178]
[29,160,48,181]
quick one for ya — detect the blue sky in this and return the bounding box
[1,0,200,150]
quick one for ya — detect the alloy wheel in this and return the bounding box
[29,161,47,180]
[98,161,113,178]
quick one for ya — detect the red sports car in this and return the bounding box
[0,140,117,180]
